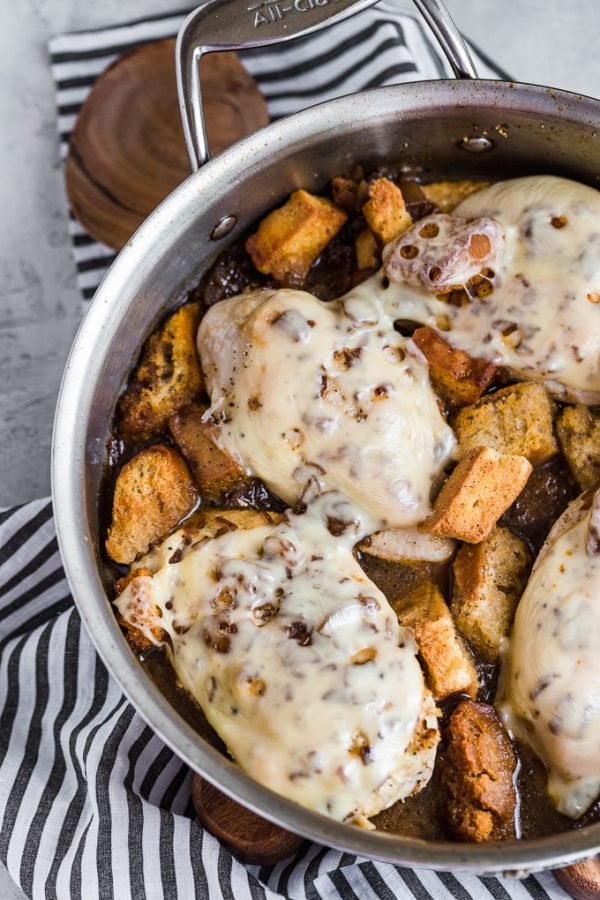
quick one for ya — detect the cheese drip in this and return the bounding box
[197,287,455,529]
[377,175,600,402]
[115,491,439,823]
[500,488,600,818]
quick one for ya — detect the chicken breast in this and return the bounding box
[115,500,440,824]
[500,486,600,817]
[197,287,455,530]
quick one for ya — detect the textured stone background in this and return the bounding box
[1,0,598,896]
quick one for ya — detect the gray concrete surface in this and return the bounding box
[0,0,598,896]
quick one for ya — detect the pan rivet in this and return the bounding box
[459,135,494,154]
[211,215,237,240]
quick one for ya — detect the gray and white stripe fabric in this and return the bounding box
[0,501,571,898]
[48,3,508,302]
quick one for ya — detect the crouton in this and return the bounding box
[331,175,360,212]
[106,445,198,564]
[420,446,532,543]
[439,699,516,842]
[118,303,203,442]
[411,326,497,407]
[453,382,558,465]
[451,526,532,662]
[169,403,250,501]
[556,404,600,490]
[115,567,161,652]
[245,189,347,283]
[392,582,478,700]
[355,229,379,270]
[362,177,412,245]
[421,180,490,214]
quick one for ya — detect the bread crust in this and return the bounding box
[453,382,558,465]
[118,303,203,442]
[439,699,517,842]
[169,403,250,501]
[355,229,380,270]
[392,582,479,700]
[451,525,532,662]
[245,189,347,282]
[556,404,600,490]
[412,326,497,408]
[420,180,490,214]
[105,444,198,564]
[420,447,532,544]
[362,178,412,245]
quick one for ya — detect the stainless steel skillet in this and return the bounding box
[52,0,600,874]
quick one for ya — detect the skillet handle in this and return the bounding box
[176,0,478,171]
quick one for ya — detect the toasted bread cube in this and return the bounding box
[355,229,379,270]
[454,382,558,465]
[118,303,203,442]
[412,327,497,408]
[169,403,250,501]
[421,180,490,214]
[115,567,161,652]
[439,700,516,842]
[556,404,600,490]
[331,175,360,212]
[362,178,412,245]
[245,189,347,282]
[393,582,478,700]
[451,526,532,662]
[420,447,532,544]
[106,445,198,564]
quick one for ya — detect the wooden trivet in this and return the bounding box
[191,774,304,865]
[553,857,600,899]
[65,38,269,250]
[192,773,600,888]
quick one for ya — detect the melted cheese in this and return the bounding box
[500,489,600,818]
[197,288,455,529]
[378,175,600,402]
[115,493,439,823]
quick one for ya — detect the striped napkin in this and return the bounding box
[0,502,570,899]
[0,6,570,899]
[48,2,508,303]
